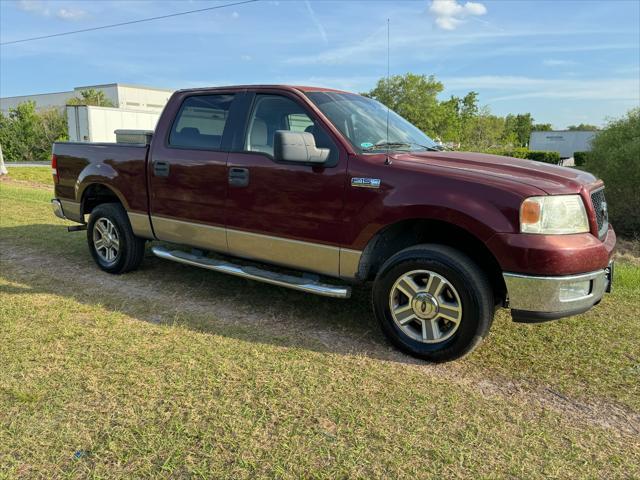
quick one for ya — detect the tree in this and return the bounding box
[532,123,553,131]
[0,101,68,162]
[67,88,115,107]
[567,123,599,131]
[364,72,559,151]
[585,108,639,237]
[460,108,506,151]
[365,73,445,137]
[504,113,534,147]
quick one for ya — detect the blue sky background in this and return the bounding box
[1,0,639,128]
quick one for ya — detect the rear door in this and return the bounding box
[148,91,242,252]
[225,91,348,277]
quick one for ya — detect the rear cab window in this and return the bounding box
[169,94,235,150]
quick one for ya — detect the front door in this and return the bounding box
[148,92,239,253]
[226,93,348,277]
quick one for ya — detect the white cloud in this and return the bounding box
[542,59,576,67]
[305,0,328,45]
[429,0,487,30]
[231,11,240,19]
[16,0,50,16]
[441,76,640,102]
[56,7,88,21]
[17,0,88,21]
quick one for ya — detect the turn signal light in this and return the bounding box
[520,199,541,225]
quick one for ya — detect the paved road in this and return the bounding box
[5,162,49,167]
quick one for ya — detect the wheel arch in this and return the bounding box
[358,218,506,305]
[80,183,128,218]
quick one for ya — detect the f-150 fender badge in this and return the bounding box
[351,177,381,189]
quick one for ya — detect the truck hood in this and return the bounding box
[392,151,598,195]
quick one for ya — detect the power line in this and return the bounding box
[0,0,260,46]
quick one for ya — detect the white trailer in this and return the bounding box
[529,130,598,159]
[66,105,162,143]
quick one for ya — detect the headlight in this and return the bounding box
[520,195,589,234]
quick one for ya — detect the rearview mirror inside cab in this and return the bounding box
[274,130,330,164]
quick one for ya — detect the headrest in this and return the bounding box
[250,118,268,146]
[179,127,200,136]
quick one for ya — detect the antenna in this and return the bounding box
[385,18,392,165]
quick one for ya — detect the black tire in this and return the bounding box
[87,203,145,274]
[372,244,493,362]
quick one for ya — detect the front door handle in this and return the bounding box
[229,167,249,187]
[153,160,170,177]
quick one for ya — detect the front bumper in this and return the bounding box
[504,265,612,323]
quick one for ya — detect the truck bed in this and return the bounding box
[53,142,150,222]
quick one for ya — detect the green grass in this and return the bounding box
[3,166,52,187]
[1,182,639,478]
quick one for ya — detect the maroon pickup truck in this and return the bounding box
[51,85,615,361]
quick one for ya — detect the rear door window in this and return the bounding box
[169,94,235,150]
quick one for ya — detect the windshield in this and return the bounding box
[305,91,439,153]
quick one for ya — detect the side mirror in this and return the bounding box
[274,130,330,164]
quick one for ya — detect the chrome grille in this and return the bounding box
[590,188,608,239]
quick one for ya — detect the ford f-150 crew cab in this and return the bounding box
[51,85,616,361]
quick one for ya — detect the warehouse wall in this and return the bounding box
[67,105,161,142]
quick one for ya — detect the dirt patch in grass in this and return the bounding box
[2,243,639,439]
[1,175,52,191]
[2,165,52,189]
[2,181,640,477]
[615,238,640,266]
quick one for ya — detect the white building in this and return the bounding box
[1,83,173,113]
[529,130,598,159]
[1,83,174,142]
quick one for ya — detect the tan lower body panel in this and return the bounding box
[339,248,362,280]
[151,216,227,252]
[60,199,82,223]
[148,216,361,280]
[127,212,154,239]
[227,229,341,277]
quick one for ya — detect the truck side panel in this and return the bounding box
[53,142,152,237]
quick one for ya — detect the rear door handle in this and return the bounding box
[153,160,170,177]
[229,167,249,187]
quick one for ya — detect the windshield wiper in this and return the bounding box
[363,141,441,152]
[363,141,412,151]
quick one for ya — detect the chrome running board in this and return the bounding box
[151,246,351,299]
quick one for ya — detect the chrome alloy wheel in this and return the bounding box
[389,270,463,344]
[93,217,120,263]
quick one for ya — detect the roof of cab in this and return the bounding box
[175,84,352,95]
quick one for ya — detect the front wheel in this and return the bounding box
[372,244,494,362]
[87,203,145,274]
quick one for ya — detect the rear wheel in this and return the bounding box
[87,203,145,274]
[372,244,493,362]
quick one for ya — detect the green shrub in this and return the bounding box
[508,147,530,159]
[586,108,640,237]
[484,148,560,164]
[573,151,588,167]
[0,101,67,162]
[524,150,561,164]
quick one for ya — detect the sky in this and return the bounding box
[1,0,639,128]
